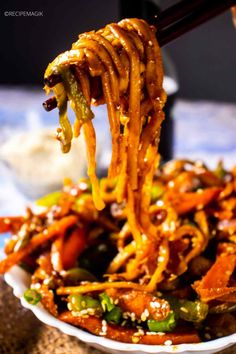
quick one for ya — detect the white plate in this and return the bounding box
[4,266,236,354]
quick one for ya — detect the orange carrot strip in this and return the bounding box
[196,287,236,302]
[194,254,236,301]
[166,187,222,215]
[217,292,236,302]
[62,226,86,270]
[0,216,24,234]
[197,254,236,289]
[0,215,77,274]
[59,311,200,344]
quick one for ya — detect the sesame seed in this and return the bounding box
[43,278,51,285]
[138,329,144,335]
[205,333,211,340]
[197,189,203,194]
[133,329,144,337]
[32,283,41,290]
[141,312,147,322]
[150,301,161,309]
[132,336,140,343]
[180,307,189,313]
[68,303,72,311]
[142,234,148,241]
[99,321,107,337]
[71,308,96,318]
[70,188,78,196]
[164,340,173,346]
[163,224,171,232]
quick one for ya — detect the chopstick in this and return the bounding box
[155,0,236,46]
[43,0,236,111]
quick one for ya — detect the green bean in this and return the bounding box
[105,306,122,324]
[68,294,102,315]
[165,296,208,322]
[99,292,115,312]
[147,311,176,332]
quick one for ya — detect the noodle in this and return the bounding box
[43,18,167,282]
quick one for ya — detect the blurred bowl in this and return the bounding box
[0,128,88,199]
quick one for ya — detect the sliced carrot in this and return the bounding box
[217,292,236,302]
[61,226,86,270]
[0,215,77,274]
[59,311,200,344]
[0,216,24,234]
[196,287,236,302]
[197,254,236,289]
[194,254,236,302]
[166,187,222,215]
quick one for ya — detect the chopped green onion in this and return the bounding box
[24,289,41,305]
[99,292,115,312]
[147,311,176,332]
[36,191,61,207]
[105,306,122,324]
